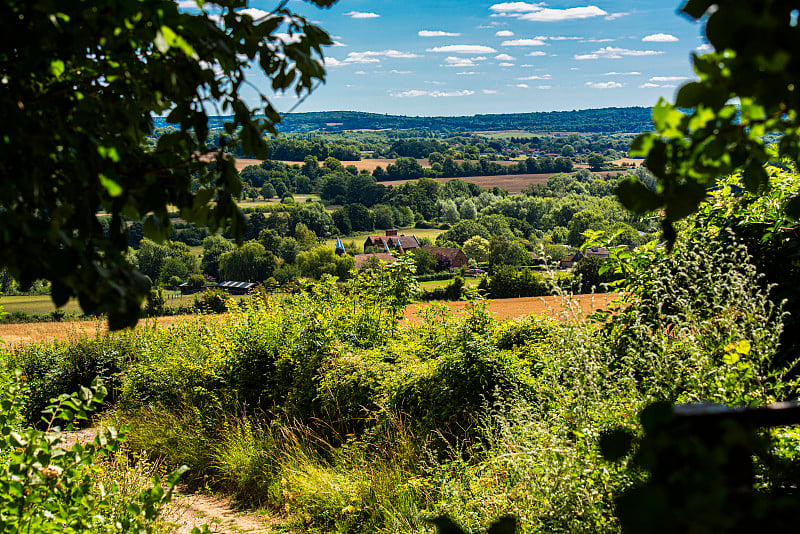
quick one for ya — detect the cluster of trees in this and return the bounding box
[270,107,653,133]
[264,137,361,161]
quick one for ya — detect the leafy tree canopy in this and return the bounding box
[618,0,800,243]
[0,0,334,329]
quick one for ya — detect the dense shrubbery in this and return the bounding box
[6,214,798,532]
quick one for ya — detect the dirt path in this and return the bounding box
[165,492,275,534]
[61,428,277,534]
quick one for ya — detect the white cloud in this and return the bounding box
[603,71,641,75]
[419,30,462,37]
[580,38,615,43]
[327,49,422,66]
[696,43,713,51]
[526,51,547,57]
[425,80,447,85]
[502,38,547,46]
[237,8,269,20]
[482,89,499,94]
[490,3,546,13]
[496,30,515,37]
[517,74,551,80]
[514,83,529,88]
[586,81,624,89]
[499,62,515,67]
[547,36,583,40]
[345,11,380,19]
[443,56,488,67]
[537,85,552,89]
[605,12,630,20]
[427,44,498,53]
[457,71,479,75]
[520,6,607,22]
[650,76,687,82]
[273,32,302,45]
[354,70,367,75]
[642,33,679,42]
[390,70,412,74]
[490,2,606,22]
[176,0,198,9]
[639,83,660,88]
[574,46,664,60]
[391,89,475,98]
[495,53,516,61]
[570,67,579,70]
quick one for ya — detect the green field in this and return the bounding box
[1,290,201,317]
[238,194,321,209]
[418,277,481,290]
[1,295,83,316]
[324,227,444,251]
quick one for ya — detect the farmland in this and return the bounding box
[0,294,617,347]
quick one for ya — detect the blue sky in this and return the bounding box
[183,1,711,116]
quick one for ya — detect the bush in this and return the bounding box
[194,289,229,314]
[8,334,142,426]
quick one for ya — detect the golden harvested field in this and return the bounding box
[404,293,618,323]
[610,158,643,167]
[0,294,619,346]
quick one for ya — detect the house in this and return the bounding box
[560,246,611,269]
[178,282,203,295]
[353,253,397,269]
[364,229,421,255]
[420,245,469,270]
[559,254,578,269]
[217,281,258,295]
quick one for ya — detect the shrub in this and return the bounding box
[8,334,142,426]
[194,289,229,313]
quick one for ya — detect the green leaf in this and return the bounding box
[742,162,768,194]
[599,428,635,462]
[785,195,800,220]
[616,177,662,214]
[487,515,517,534]
[681,0,716,19]
[639,401,675,433]
[629,133,655,157]
[426,516,467,534]
[723,351,740,365]
[99,174,123,197]
[645,139,667,179]
[50,59,65,78]
[652,99,685,138]
[675,81,704,108]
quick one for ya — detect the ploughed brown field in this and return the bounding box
[0,294,619,346]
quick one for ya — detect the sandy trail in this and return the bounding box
[61,428,277,534]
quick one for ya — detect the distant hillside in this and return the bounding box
[153,107,653,134]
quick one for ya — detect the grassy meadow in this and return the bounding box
[1,295,83,316]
